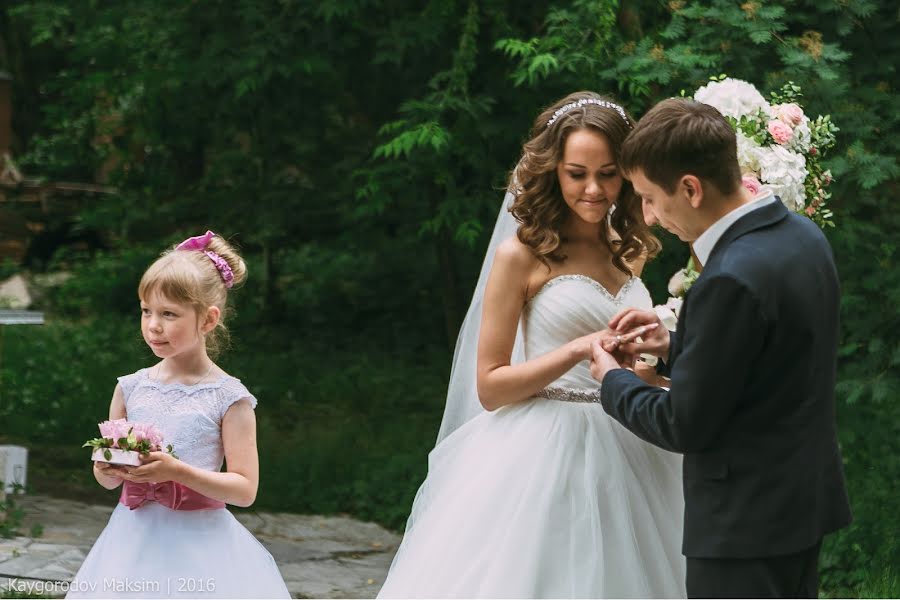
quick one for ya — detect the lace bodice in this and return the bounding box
[117,368,258,472]
[522,274,653,392]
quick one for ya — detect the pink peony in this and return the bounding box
[767,120,794,144]
[97,419,118,439]
[130,422,165,450]
[741,175,762,195]
[773,103,804,127]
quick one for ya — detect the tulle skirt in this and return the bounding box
[378,397,687,598]
[66,502,290,598]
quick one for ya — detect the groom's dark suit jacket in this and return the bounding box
[601,200,851,559]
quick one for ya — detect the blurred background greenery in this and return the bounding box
[0,1,896,596]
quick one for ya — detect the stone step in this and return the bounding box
[0,495,401,598]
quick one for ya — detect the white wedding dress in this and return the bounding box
[378,274,686,598]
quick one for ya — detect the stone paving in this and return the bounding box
[0,495,401,598]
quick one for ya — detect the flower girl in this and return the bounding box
[67,231,290,598]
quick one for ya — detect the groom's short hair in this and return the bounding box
[620,98,741,195]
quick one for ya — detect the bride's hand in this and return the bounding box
[569,323,660,362]
[568,330,626,361]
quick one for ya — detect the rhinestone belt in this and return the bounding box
[537,385,602,403]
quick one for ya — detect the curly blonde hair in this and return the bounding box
[138,234,247,358]
[510,91,661,274]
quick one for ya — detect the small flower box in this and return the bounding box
[84,419,177,465]
[91,447,142,466]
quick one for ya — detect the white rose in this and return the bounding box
[666,296,683,317]
[667,270,686,297]
[655,304,679,332]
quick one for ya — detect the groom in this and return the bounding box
[590,98,851,598]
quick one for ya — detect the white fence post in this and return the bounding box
[0,445,28,499]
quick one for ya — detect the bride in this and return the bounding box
[378,91,686,598]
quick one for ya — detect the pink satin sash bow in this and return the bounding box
[120,481,225,511]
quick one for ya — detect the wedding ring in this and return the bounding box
[615,335,623,344]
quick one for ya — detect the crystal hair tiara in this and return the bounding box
[546,98,630,128]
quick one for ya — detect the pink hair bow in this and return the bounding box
[175,230,216,251]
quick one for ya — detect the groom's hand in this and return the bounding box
[590,338,634,382]
[607,308,670,358]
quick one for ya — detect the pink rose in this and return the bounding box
[741,175,762,195]
[98,418,132,444]
[767,120,793,144]
[773,103,804,127]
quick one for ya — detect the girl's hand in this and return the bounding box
[94,461,127,479]
[122,452,185,484]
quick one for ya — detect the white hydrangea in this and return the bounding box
[757,145,808,211]
[735,131,762,174]
[694,78,771,120]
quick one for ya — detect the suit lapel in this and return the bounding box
[707,198,789,262]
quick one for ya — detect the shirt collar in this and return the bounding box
[693,192,777,267]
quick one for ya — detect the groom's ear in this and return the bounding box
[680,175,704,209]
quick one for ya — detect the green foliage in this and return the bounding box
[857,568,900,598]
[0,483,27,539]
[0,484,43,543]
[496,0,619,88]
[819,400,900,596]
